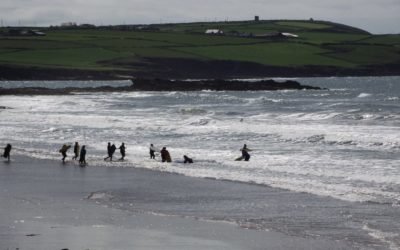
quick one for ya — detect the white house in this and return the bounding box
[205,29,224,35]
[281,32,299,38]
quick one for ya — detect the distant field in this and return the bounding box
[275,21,331,29]
[175,42,354,67]
[0,20,399,77]
[360,35,400,45]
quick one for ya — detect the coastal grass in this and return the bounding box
[0,20,399,73]
[296,32,369,45]
[275,21,332,29]
[0,47,131,70]
[325,44,400,65]
[360,35,400,45]
[175,42,355,67]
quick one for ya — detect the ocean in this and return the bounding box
[1,76,399,248]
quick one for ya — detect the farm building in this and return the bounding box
[205,29,224,35]
[254,32,299,39]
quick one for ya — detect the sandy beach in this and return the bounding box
[0,156,357,250]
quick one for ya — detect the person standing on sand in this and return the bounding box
[3,144,12,162]
[118,142,126,161]
[79,145,87,166]
[72,142,80,160]
[149,144,157,159]
[59,144,71,163]
[160,147,172,162]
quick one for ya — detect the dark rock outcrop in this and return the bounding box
[0,78,321,95]
[131,78,321,91]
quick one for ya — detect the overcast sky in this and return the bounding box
[1,0,399,34]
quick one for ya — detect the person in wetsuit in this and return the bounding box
[72,142,80,160]
[104,142,112,161]
[183,155,193,164]
[119,142,126,161]
[109,143,116,161]
[149,144,157,159]
[79,145,87,166]
[241,144,251,161]
[3,144,12,162]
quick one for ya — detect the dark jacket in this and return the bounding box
[183,155,193,163]
[3,144,11,158]
[161,148,171,162]
[80,147,86,159]
[110,144,116,154]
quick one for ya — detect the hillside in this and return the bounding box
[0,20,399,79]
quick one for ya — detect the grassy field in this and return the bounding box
[0,20,399,77]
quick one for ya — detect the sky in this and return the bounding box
[1,0,399,34]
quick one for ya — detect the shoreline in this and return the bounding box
[2,155,398,249]
[0,156,357,250]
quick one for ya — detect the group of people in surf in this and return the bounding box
[59,142,87,165]
[2,142,252,164]
[59,142,126,165]
[104,142,126,161]
[151,144,251,163]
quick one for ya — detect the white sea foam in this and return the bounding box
[87,192,113,200]
[357,93,372,98]
[362,224,400,250]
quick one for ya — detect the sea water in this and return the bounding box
[1,76,399,247]
[1,76,399,203]
[0,80,131,89]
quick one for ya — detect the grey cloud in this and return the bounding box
[0,0,398,33]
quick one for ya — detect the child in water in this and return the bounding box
[149,144,157,159]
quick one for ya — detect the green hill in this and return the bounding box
[0,20,399,79]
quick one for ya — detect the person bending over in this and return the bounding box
[183,155,193,163]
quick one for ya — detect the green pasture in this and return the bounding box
[0,20,399,72]
[275,21,331,29]
[174,42,354,67]
[160,21,284,33]
[161,20,338,34]
[360,35,400,45]
[325,45,400,65]
[0,47,131,69]
[296,32,369,45]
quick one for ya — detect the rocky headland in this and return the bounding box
[0,78,322,95]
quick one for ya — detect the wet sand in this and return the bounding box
[1,156,357,250]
